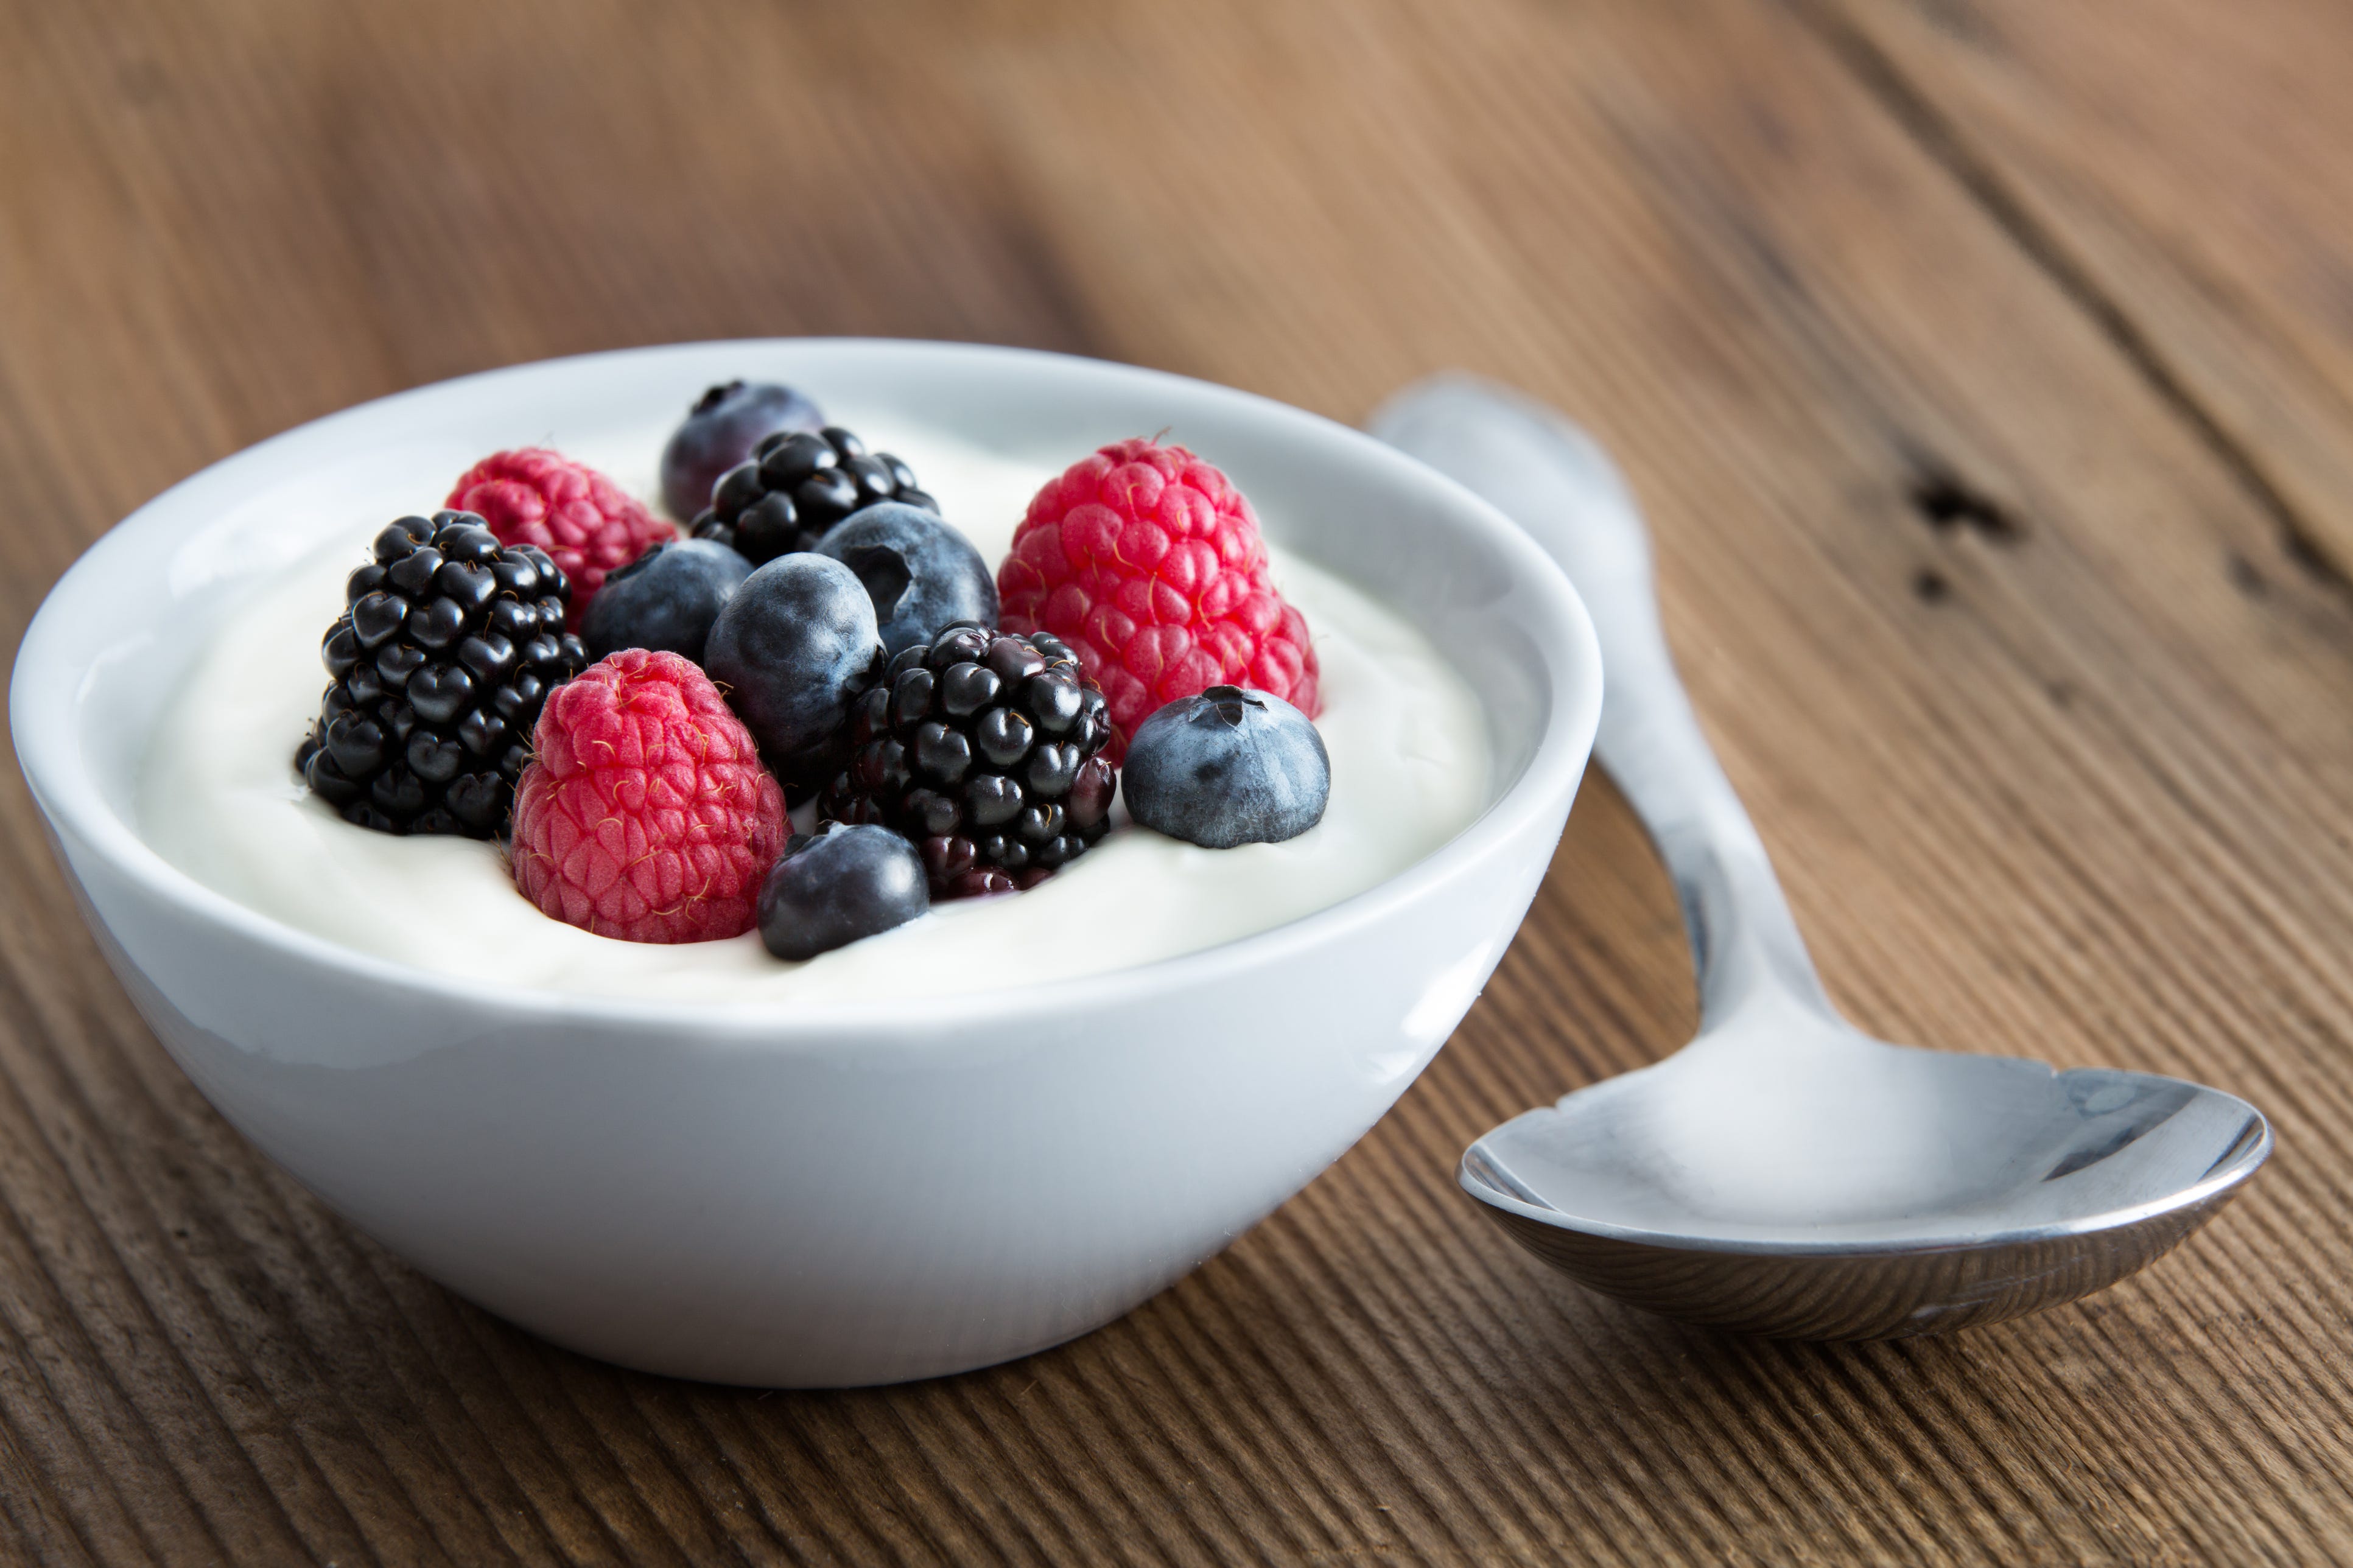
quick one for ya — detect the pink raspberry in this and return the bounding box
[447,449,672,628]
[510,650,786,943]
[997,438,1319,763]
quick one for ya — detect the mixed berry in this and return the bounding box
[292,387,1334,962]
[296,512,587,838]
[510,649,787,944]
[703,553,888,794]
[820,624,1117,898]
[815,501,997,656]
[447,448,672,629]
[691,425,937,565]
[1000,436,1320,761]
[1123,686,1329,849]
[758,825,930,962]
[659,380,825,523]
[580,538,752,666]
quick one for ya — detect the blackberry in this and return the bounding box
[820,624,1117,898]
[689,425,938,565]
[295,511,589,837]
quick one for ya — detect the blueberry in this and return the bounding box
[659,380,826,520]
[757,823,930,961]
[1122,686,1330,848]
[703,553,883,788]
[814,502,998,656]
[579,539,753,664]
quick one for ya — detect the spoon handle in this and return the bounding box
[1370,376,1832,1026]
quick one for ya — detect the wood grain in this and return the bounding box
[2,0,2349,1561]
[1824,0,2353,578]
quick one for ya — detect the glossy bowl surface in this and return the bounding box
[12,340,1599,1385]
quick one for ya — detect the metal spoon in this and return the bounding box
[1370,375,2271,1339]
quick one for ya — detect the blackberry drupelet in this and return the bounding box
[295,511,589,837]
[689,425,938,565]
[820,624,1117,898]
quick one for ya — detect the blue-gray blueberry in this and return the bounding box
[816,502,998,656]
[703,553,883,789]
[579,538,752,665]
[758,823,930,961]
[659,380,825,520]
[1121,685,1330,849]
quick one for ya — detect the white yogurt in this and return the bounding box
[138,424,1489,1003]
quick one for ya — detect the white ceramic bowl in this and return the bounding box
[12,340,1599,1386]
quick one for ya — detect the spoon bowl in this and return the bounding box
[1374,376,2270,1339]
[1464,1010,2267,1337]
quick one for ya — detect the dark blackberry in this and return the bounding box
[689,425,938,565]
[819,624,1117,898]
[295,511,589,837]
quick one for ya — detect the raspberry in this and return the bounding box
[997,438,1319,761]
[510,649,787,943]
[447,449,673,628]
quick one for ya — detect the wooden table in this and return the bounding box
[4,1,2349,1561]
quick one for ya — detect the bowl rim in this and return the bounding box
[11,337,1601,1036]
